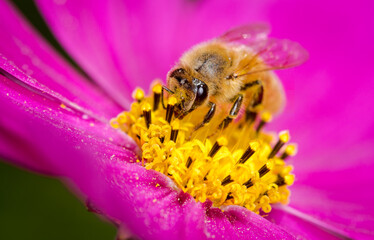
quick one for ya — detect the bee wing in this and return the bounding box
[219,24,308,75]
[219,23,271,44]
[234,38,309,76]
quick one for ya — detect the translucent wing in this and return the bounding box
[219,23,271,44]
[219,24,308,76]
[235,38,309,76]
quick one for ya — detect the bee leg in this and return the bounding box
[245,81,264,123]
[194,102,216,131]
[161,86,174,109]
[218,94,244,130]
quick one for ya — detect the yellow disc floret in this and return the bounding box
[132,88,145,102]
[111,84,296,215]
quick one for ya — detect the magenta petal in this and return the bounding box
[268,207,346,240]
[0,67,137,173]
[35,0,273,99]
[0,0,122,120]
[264,0,374,170]
[251,1,374,238]
[206,205,295,239]
[35,0,140,107]
[286,165,374,240]
[86,158,295,239]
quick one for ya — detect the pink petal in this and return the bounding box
[265,0,374,170]
[252,1,374,238]
[268,207,347,240]
[35,0,272,101]
[0,60,138,173]
[285,162,374,239]
[0,0,122,120]
[35,0,143,107]
[81,154,295,239]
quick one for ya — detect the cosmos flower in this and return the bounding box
[1,0,373,239]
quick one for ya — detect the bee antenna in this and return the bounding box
[161,86,174,109]
[162,86,174,94]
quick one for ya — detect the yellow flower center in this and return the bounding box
[110,82,296,214]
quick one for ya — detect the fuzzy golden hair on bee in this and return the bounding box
[166,23,308,130]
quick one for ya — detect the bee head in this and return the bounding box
[167,67,209,118]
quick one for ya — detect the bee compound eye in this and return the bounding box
[193,80,208,107]
[196,84,207,98]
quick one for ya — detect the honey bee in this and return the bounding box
[164,23,308,130]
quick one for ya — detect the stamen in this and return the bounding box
[111,84,296,215]
[275,174,295,186]
[268,130,290,159]
[244,179,254,188]
[208,137,227,157]
[258,162,273,178]
[280,144,297,160]
[165,97,177,123]
[170,129,179,142]
[226,193,233,200]
[238,141,259,164]
[221,175,233,186]
[152,84,162,111]
[256,112,272,133]
[170,120,179,142]
[132,88,144,103]
[142,102,152,129]
[186,157,193,168]
[284,175,295,186]
[275,175,286,186]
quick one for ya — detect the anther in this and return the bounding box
[221,175,234,186]
[238,141,259,164]
[268,130,290,159]
[226,193,233,200]
[132,88,145,103]
[258,162,273,177]
[284,175,295,186]
[186,157,193,168]
[256,112,272,133]
[170,129,179,142]
[280,144,297,160]
[170,120,180,142]
[142,103,152,129]
[152,84,162,111]
[275,175,294,186]
[203,171,209,181]
[165,97,177,123]
[243,179,254,188]
[275,175,286,186]
[208,137,228,157]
